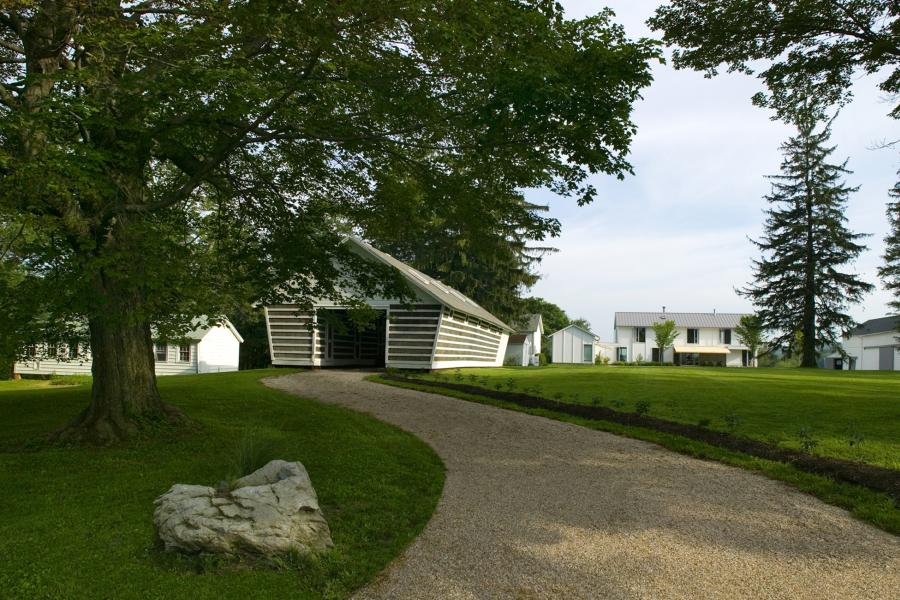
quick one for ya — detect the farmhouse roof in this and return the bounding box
[615,312,747,329]
[512,314,543,334]
[848,315,900,337]
[549,323,600,339]
[348,236,512,332]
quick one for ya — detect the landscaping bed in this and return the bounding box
[384,373,899,500]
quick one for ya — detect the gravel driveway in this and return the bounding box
[265,370,899,600]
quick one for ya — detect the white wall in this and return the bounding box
[16,342,200,376]
[197,325,241,373]
[612,325,751,366]
[840,331,899,370]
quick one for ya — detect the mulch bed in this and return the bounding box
[383,374,900,502]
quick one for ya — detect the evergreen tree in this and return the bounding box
[878,177,900,319]
[739,110,873,367]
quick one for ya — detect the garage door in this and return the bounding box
[879,346,895,371]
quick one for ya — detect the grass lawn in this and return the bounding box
[421,365,900,469]
[0,370,444,600]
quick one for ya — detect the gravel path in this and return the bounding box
[265,370,899,600]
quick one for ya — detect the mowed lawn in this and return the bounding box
[423,365,900,469]
[0,370,444,600]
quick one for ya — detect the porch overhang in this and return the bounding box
[673,346,730,354]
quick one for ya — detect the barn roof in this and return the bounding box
[548,323,599,339]
[348,236,512,332]
[615,312,747,329]
[848,315,900,337]
[512,314,543,335]
[181,316,244,343]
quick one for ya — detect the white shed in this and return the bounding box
[15,316,244,377]
[826,316,899,371]
[504,314,544,366]
[550,324,600,364]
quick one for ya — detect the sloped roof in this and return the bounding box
[615,312,747,329]
[182,316,244,343]
[549,323,600,339]
[347,236,512,332]
[848,315,900,337]
[512,314,543,334]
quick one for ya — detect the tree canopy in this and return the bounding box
[649,0,900,120]
[0,1,658,441]
[650,319,678,364]
[879,177,900,320]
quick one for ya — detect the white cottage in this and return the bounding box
[826,316,899,370]
[504,314,543,366]
[549,324,601,364]
[15,317,244,377]
[265,236,512,370]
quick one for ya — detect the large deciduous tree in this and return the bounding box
[650,319,678,365]
[733,314,765,367]
[0,2,657,442]
[648,0,900,120]
[739,109,873,367]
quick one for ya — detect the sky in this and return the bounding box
[526,1,900,340]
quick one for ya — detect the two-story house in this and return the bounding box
[612,311,755,367]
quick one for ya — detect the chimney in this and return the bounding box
[713,308,717,315]
[662,306,666,314]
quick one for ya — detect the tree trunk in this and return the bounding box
[52,277,184,444]
[801,171,818,368]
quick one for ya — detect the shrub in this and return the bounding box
[797,426,819,452]
[503,356,520,367]
[611,399,624,409]
[723,412,743,433]
[595,355,610,365]
[591,396,601,406]
[536,352,548,366]
[230,428,279,483]
[697,418,711,428]
[634,400,651,415]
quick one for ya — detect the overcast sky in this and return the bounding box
[526,1,900,339]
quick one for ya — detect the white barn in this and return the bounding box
[504,314,543,366]
[265,237,512,370]
[549,324,601,364]
[15,317,243,377]
[826,316,899,370]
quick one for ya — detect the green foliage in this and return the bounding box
[571,318,592,332]
[0,370,444,598]
[878,176,900,317]
[798,426,820,452]
[634,400,651,415]
[734,314,765,364]
[536,352,548,366]
[723,413,744,433]
[650,320,679,364]
[649,1,900,120]
[230,428,280,482]
[0,1,658,405]
[739,110,873,367]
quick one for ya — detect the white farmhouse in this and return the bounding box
[826,316,899,371]
[15,317,244,377]
[549,324,601,364]
[504,314,543,366]
[613,311,754,367]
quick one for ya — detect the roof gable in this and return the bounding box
[550,323,599,339]
[347,236,512,332]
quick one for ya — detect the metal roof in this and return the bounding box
[347,236,512,332]
[548,323,600,339]
[848,315,900,337]
[615,312,748,328]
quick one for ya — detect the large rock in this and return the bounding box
[154,460,333,556]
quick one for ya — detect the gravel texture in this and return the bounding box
[265,370,899,600]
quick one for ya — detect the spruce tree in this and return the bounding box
[739,111,873,367]
[878,177,900,318]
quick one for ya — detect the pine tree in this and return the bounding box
[739,110,873,367]
[878,177,900,318]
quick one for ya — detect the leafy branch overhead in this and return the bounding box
[649,0,900,120]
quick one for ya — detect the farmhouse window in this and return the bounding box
[46,343,57,358]
[68,342,79,359]
[687,328,699,344]
[26,344,36,358]
[719,328,732,344]
[155,343,168,362]
[179,344,191,362]
[634,327,646,342]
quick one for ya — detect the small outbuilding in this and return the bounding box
[549,324,600,364]
[826,316,900,370]
[15,317,244,377]
[265,237,512,370]
[504,314,544,366]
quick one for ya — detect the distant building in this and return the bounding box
[549,324,601,364]
[613,311,755,367]
[826,316,899,371]
[504,314,543,366]
[16,317,244,376]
